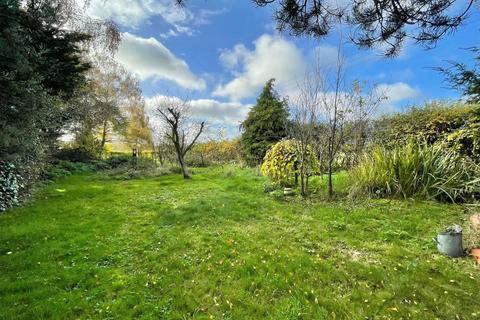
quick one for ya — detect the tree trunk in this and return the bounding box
[176,151,190,179]
[100,120,108,154]
[300,173,306,197]
[328,162,333,197]
[294,161,298,187]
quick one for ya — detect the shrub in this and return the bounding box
[187,140,241,167]
[99,166,177,180]
[373,103,480,162]
[350,141,480,202]
[41,160,97,181]
[105,154,134,168]
[263,181,281,193]
[0,162,23,212]
[54,147,96,163]
[261,139,320,187]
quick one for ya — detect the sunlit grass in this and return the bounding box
[1,166,479,319]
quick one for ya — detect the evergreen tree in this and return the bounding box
[1,0,90,163]
[240,79,289,166]
[0,0,91,203]
[440,47,480,104]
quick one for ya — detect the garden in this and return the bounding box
[2,1,480,319]
[1,100,480,319]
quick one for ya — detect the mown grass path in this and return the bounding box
[1,166,479,319]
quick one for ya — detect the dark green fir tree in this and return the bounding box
[240,79,289,166]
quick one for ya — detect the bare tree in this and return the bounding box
[305,31,384,197]
[319,38,352,197]
[290,64,323,196]
[154,97,205,179]
[348,80,386,166]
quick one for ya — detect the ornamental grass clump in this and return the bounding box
[350,141,480,202]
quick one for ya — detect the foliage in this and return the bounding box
[0,161,23,211]
[262,181,281,193]
[42,155,161,182]
[54,147,97,163]
[1,167,480,318]
[0,0,91,199]
[261,139,319,187]
[373,102,480,162]
[466,223,480,249]
[100,166,178,181]
[187,140,240,166]
[105,154,136,168]
[69,58,150,156]
[440,47,480,103]
[124,93,152,148]
[251,0,473,56]
[240,79,289,166]
[350,141,480,202]
[99,158,176,180]
[0,0,90,158]
[41,160,98,181]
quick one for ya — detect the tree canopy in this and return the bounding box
[0,0,120,209]
[440,47,480,103]
[1,0,90,164]
[177,0,476,56]
[254,0,476,56]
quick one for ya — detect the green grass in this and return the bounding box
[1,166,479,319]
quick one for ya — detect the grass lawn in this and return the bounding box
[1,166,479,319]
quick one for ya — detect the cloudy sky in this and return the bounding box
[86,0,479,137]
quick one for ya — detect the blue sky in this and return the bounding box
[86,0,480,135]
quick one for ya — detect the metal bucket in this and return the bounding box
[435,225,463,257]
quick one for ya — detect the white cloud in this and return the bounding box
[375,82,422,114]
[145,95,252,127]
[219,44,250,70]
[214,34,307,101]
[87,0,152,27]
[117,32,206,90]
[189,99,252,126]
[86,0,222,37]
[377,82,421,103]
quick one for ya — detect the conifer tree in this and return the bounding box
[240,79,289,166]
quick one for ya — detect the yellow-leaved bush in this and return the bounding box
[261,139,320,187]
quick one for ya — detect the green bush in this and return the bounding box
[41,160,97,181]
[105,155,135,168]
[54,147,96,163]
[373,103,480,162]
[350,141,480,202]
[0,161,23,212]
[261,139,320,187]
